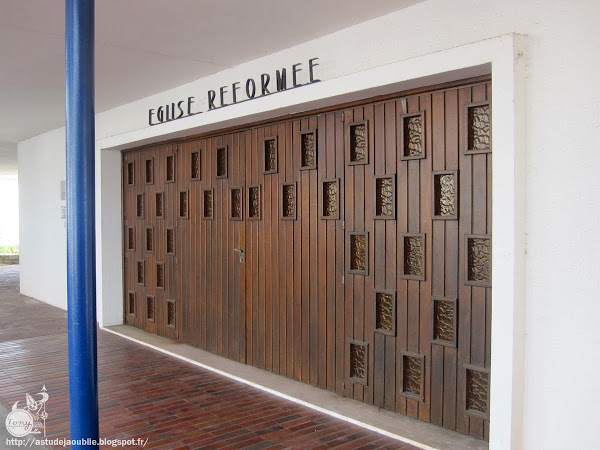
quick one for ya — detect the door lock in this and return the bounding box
[233,248,244,263]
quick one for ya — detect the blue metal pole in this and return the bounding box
[65,0,99,447]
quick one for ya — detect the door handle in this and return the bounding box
[233,248,244,263]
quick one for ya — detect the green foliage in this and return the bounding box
[0,245,19,254]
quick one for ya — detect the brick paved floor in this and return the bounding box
[0,266,416,449]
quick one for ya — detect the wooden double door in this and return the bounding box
[123,80,492,440]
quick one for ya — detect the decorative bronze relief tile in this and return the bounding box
[401,112,425,160]
[402,234,425,280]
[145,158,154,184]
[146,296,155,322]
[216,146,227,178]
[322,179,339,219]
[156,263,164,289]
[166,155,175,183]
[136,193,144,219]
[375,175,395,219]
[433,171,458,219]
[167,300,176,328]
[466,235,491,286]
[375,291,396,335]
[281,183,296,220]
[349,122,368,164]
[230,187,242,220]
[349,232,368,275]
[166,228,175,255]
[155,192,164,218]
[127,161,134,186]
[127,227,135,251]
[128,291,135,315]
[467,102,491,153]
[145,227,153,253]
[203,189,213,220]
[466,367,489,416]
[137,260,144,285]
[191,151,200,180]
[264,137,278,174]
[179,191,189,219]
[402,353,424,400]
[248,186,261,220]
[432,297,457,346]
[349,341,368,384]
[300,130,317,170]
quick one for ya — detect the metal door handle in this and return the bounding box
[233,248,244,263]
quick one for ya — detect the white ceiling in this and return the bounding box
[0,0,419,153]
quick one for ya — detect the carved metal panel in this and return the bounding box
[145,227,153,253]
[179,190,189,219]
[146,295,155,322]
[433,171,458,220]
[401,111,425,160]
[191,150,201,180]
[374,175,396,219]
[127,226,135,251]
[281,182,296,220]
[466,235,491,287]
[128,291,136,316]
[127,161,134,186]
[348,121,368,165]
[166,154,175,183]
[348,232,368,275]
[155,192,164,218]
[136,193,144,219]
[145,158,154,184]
[401,353,425,400]
[248,185,261,220]
[375,290,396,336]
[466,101,491,153]
[156,262,165,289]
[230,186,243,221]
[401,233,425,280]
[322,178,339,220]
[349,340,368,385]
[466,366,489,417]
[432,297,457,347]
[137,260,144,285]
[167,299,176,328]
[166,228,175,255]
[203,188,214,220]
[300,129,317,170]
[216,146,228,178]
[263,136,278,174]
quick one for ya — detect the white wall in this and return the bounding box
[18,127,67,309]
[17,1,600,449]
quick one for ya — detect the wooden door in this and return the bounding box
[122,79,492,440]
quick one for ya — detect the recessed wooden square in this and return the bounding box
[179,190,189,219]
[136,193,144,219]
[146,295,155,322]
[127,291,136,316]
[137,260,145,286]
[400,111,425,160]
[348,232,368,275]
[155,192,164,219]
[349,340,368,385]
[465,365,490,417]
[248,185,261,220]
[432,296,457,347]
[322,178,340,220]
[166,228,175,255]
[281,182,297,220]
[433,170,458,220]
[401,233,425,281]
[167,299,176,328]
[401,352,425,401]
[465,101,491,154]
[156,262,165,289]
[191,150,201,180]
[374,290,396,336]
[203,188,214,220]
[127,226,135,251]
[145,158,154,184]
[347,120,369,165]
[216,145,228,178]
[145,227,154,253]
[263,136,278,174]
[300,129,317,170]
[126,161,135,186]
[166,154,175,183]
[374,175,396,219]
[230,186,243,221]
[465,234,491,287]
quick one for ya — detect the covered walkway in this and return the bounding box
[0,265,415,449]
